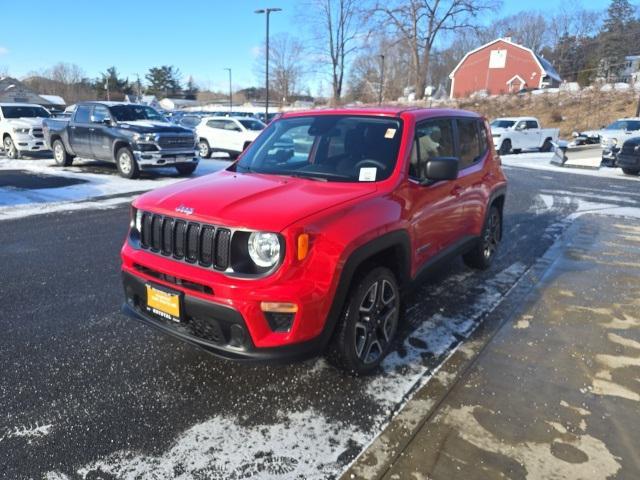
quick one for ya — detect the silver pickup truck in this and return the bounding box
[43,101,198,179]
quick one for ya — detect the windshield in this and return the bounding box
[605,120,640,131]
[1,106,50,119]
[110,105,166,122]
[239,119,266,131]
[490,120,515,128]
[233,115,403,182]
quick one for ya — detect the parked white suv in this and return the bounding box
[196,116,266,158]
[0,103,51,158]
[599,118,640,166]
[490,117,559,155]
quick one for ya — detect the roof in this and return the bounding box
[493,116,538,121]
[0,102,47,107]
[449,37,562,83]
[39,94,66,106]
[279,107,482,120]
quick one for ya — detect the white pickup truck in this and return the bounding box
[0,103,51,158]
[490,117,559,155]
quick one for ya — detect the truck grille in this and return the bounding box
[157,136,194,150]
[32,128,44,138]
[139,212,231,270]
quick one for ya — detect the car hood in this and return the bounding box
[6,117,46,129]
[117,120,192,134]
[135,170,377,231]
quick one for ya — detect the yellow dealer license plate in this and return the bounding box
[146,285,181,323]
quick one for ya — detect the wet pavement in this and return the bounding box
[360,215,640,479]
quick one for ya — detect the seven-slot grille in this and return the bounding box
[157,135,195,149]
[32,128,44,138]
[139,212,231,270]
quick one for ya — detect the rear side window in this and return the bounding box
[457,118,484,169]
[410,118,455,180]
[525,120,538,129]
[74,105,91,123]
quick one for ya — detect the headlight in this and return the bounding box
[13,127,30,134]
[606,138,618,146]
[132,133,155,142]
[248,232,281,268]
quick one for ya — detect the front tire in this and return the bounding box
[116,147,139,179]
[498,139,511,155]
[463,205,502,270]
[622,167,639,175]
[175,163,197,176]
[328,267,400,375]
[198,139,211,158]
[52,139,73,166]
[3,135,19,159]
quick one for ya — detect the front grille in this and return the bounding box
[32,128,44,138]
[139,212,232,271]
[157,136,194,149]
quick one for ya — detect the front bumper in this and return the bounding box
[121,271,325,362]
[133,148,199,168]
[601,146,619,161]
[14,134,47,152]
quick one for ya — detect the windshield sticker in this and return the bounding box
[359,167,377,182]
[385,128,396,139]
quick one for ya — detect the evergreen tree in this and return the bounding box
[95,67,131,100]
[145,66,182,98]
[600,0,636,80]
[184,76,199,100]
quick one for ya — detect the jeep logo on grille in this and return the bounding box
[175,205,194,215]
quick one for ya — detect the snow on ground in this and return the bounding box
[0,155,229,220]
[501,152,640,182]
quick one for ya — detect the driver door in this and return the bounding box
[90,105,114,161]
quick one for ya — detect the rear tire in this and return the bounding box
[3,135,19,159]
[463,205,502,270]
[198,139,211,158]
[327,267,400,375]
[498,139,511,155]
[175,163,197,176]
[622,168,639,175]
[116,147,139,179]
[52,139,73,166]
[540,138,553,152]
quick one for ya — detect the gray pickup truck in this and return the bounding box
[43,101,198,178]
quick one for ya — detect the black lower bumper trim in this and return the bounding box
[121,271,323,363]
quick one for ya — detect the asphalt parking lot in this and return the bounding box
[1,154,639,479]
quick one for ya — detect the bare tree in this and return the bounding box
[255,33,306,104]
[0,65,8,77]
[304,0,364,103]
[376,0,496,100]
[476,12,549,52]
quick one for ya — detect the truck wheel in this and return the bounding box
[116,147,139,179]
[3,135,19,159]
[175,163,197,176]
[463,205,502,270]
[52,139,73,166]
[198,139,211,158]
[622,168,639,175]
[328,266,400,375]
[498,139,511,155]
[540,138,553,152]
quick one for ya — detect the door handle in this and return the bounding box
[70,126,76,130]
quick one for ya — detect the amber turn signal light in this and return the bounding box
[260,302,299,313]
[297,233,309,261]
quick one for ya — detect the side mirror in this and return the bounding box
[102,118,112,126]
[515,124,525,131]
[423,157,459,182]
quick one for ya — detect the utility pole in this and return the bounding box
[255,7,282,120]
[224,68,232,114]
[378,55,385,105]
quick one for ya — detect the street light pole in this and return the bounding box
[255,7,282,120]
[379,55,385,105]
[224,68,232,114]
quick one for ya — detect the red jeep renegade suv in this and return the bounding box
[121,108,507,374]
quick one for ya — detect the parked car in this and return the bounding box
[616,137,640,175]
[0,103,51,158]
[120,107,507,374]
[490,117,559,155]
[43,102,198,178]
[599,118,640,166]
[196,116,266,158]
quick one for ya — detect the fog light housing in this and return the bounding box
[261,302,297,332]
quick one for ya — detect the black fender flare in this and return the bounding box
[317,229,411,348]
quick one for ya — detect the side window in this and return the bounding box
[409,118,454,180]
[91,105,111,123]
[457,118,482,169]
[477,120,489,158]
[525,120,538,129]
[223,121,241,132]
[74,105,91,123]
[515,121,526,130]
[206,120,224,129]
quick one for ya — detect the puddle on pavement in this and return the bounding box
[0,170,87,189]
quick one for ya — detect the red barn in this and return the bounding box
[449,38,561,99]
